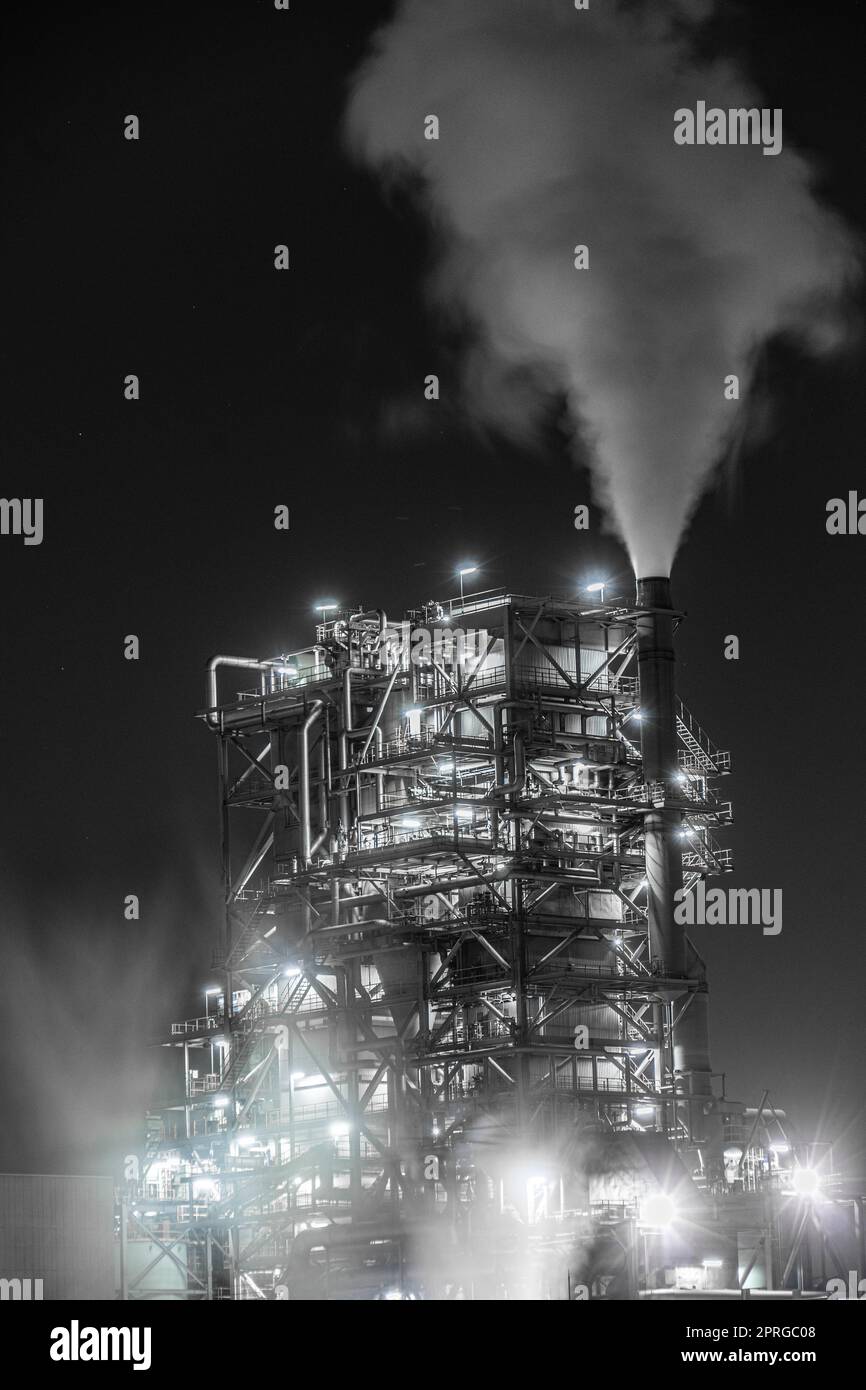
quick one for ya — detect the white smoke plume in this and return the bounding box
[346,0,857,577]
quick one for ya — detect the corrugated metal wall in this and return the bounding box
[0,1173,114,1300]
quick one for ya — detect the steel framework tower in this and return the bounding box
[134,584,749,1299]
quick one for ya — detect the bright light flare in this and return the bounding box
[790,1166,820,1198]
[639,1192,677,1228]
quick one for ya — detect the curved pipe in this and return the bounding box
[490,709,528,796]
[350,609,389,669]
[206,649,330,731]
[206,655,272,727]
[350,608,388,634]
[288,1220,406,1281]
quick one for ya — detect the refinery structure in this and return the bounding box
[122,581,861,1300]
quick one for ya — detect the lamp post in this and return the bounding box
[458,565,479,605]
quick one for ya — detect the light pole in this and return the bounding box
[458,565,478,606]
[586,583,609,674]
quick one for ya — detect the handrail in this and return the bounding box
[171,1014,222,1036]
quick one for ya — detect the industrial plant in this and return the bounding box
[2,0,863,1345]
[120,580,863,1300]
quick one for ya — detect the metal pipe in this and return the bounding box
[349,609,388,669]
[339,669,355,829]
[213,695,305,733]
[288,1220,406,1283]
[350,608,387,626]
[206,649,329,729]
[299,700,323,865]
[357,663,400,764]
[317,730,328,843]
[374,727,384,812]
[206,655,273,727]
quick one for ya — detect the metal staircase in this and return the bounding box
[676,698,731,775]
[218,1020,268,1094]
[223,899,279,970]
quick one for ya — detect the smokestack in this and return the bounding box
[635,576,683,975]
[635,577,717,1159]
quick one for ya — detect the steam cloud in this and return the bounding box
[346,0,857,577]
[0,857,212,1174]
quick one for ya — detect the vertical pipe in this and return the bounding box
[374,727,384,812]
[299,700,323,865]
[339,670,353,831]
[219,739,231,968]
[512,877,528,1131]
[492,703,504,849]
[855,1197,866,1282]
[344,960,363,1214]
[119,1194,128,1301]
[183,1040,191,1139]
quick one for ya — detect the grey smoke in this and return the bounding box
[346,0,857,577]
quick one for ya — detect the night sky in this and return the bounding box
[1,0,863,1178]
